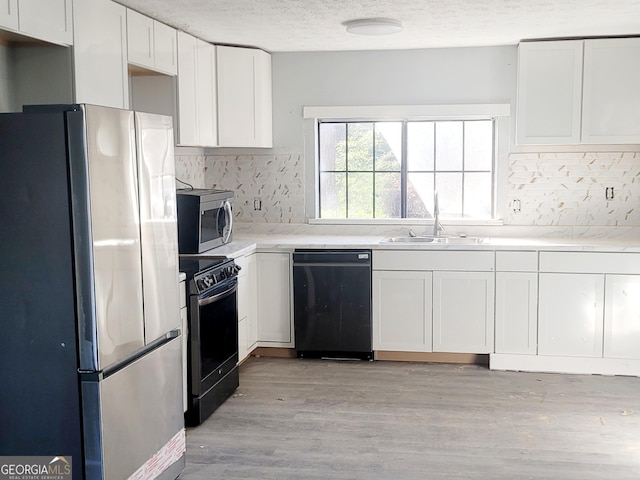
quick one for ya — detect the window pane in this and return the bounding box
[375,122,402,172]
[435,122,463,170]
[347,173,373,218]
[374,172,401,218]
[347,123,373,171]
[464,120,493,171]
[435,173,462,217]
[320,172,346,218]
[407,122,434,171]
[407,172,434,218]
[464,172,492,218]
[319,123,346,171]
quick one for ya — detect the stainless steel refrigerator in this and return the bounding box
[0,105,185,480]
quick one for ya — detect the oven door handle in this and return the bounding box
[222,200,233,244]
[198,282,237,306]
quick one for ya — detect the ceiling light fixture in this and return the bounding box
[344,18,403,36]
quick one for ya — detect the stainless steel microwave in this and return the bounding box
[176,189,234,253]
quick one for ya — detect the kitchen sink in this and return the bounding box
[381,235,486,244]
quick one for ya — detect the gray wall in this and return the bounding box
[271,46,518,152]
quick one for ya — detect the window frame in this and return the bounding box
[303,104,511,225]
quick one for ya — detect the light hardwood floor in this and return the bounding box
[180,357,640,480]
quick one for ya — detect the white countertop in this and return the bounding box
[193,233,640,258]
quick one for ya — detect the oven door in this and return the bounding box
[189,278,238,397]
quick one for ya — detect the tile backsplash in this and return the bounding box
[176,150,640,229]
[179,153,306,223]
[506,152,639,226]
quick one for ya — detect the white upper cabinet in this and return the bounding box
[0,0,72,45]
[126,9,177,76]
[516,40,583,145]
[217,45,272,148]
[0,1,19,31]
[176,31,217,147]
[73,0,128,109]
[517,37,640,145]
[581,37,640,144]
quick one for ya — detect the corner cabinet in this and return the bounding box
[516,40,583,145]
[216,45,273,148]
[176,31,217,146]
[73,0,129,108]
[256,252,292,346]
[8,0,72,45]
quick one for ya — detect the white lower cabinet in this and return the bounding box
[372,270,432,352]
[432,271,494,353]
[538,273,605,357]
[495,272,538,354]
[604,275,640,360]
[237,253,257,362]
[495,251,539,355]
[256,252,292,346]
[372,250,494,354]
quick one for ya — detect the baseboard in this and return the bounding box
[251,347,297,358]
[490,354,640,377]
[375,351,489,365]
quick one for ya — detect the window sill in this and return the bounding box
[308,218,504,226]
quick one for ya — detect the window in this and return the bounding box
[318,119,494,220]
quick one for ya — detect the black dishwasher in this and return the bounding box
[293,249,373,360]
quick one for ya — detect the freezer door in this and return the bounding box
[81,336,185,479]
[71,105,146,371]
[135,111,182,343]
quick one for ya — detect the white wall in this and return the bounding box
[271,46,517,151]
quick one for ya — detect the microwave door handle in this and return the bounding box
[223,200,233,243]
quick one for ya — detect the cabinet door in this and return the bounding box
[17,0,72,45]
[538,273,604,357]
[196,40,217,147]
[253,48,273,148]
[495,272,538,354]
[217,45,255,146]
[604,275,640,360]
[176,31,198,146]
[582,38,640,144]
[433,271,494,353]
[245,254,258,350]
[126,9,154,69]
[73,0,128,109]
[516,40,583,145]
[373,270,432,352]
[153,20,177,75]
[0,0,18,31]
[257,253,292,345]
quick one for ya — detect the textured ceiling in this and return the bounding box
[114,0,640,52]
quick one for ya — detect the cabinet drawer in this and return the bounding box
[496,251,538,272]
[539,252,640,274]
[373,250,494,272]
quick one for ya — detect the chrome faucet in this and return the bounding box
[432,190,443,237]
